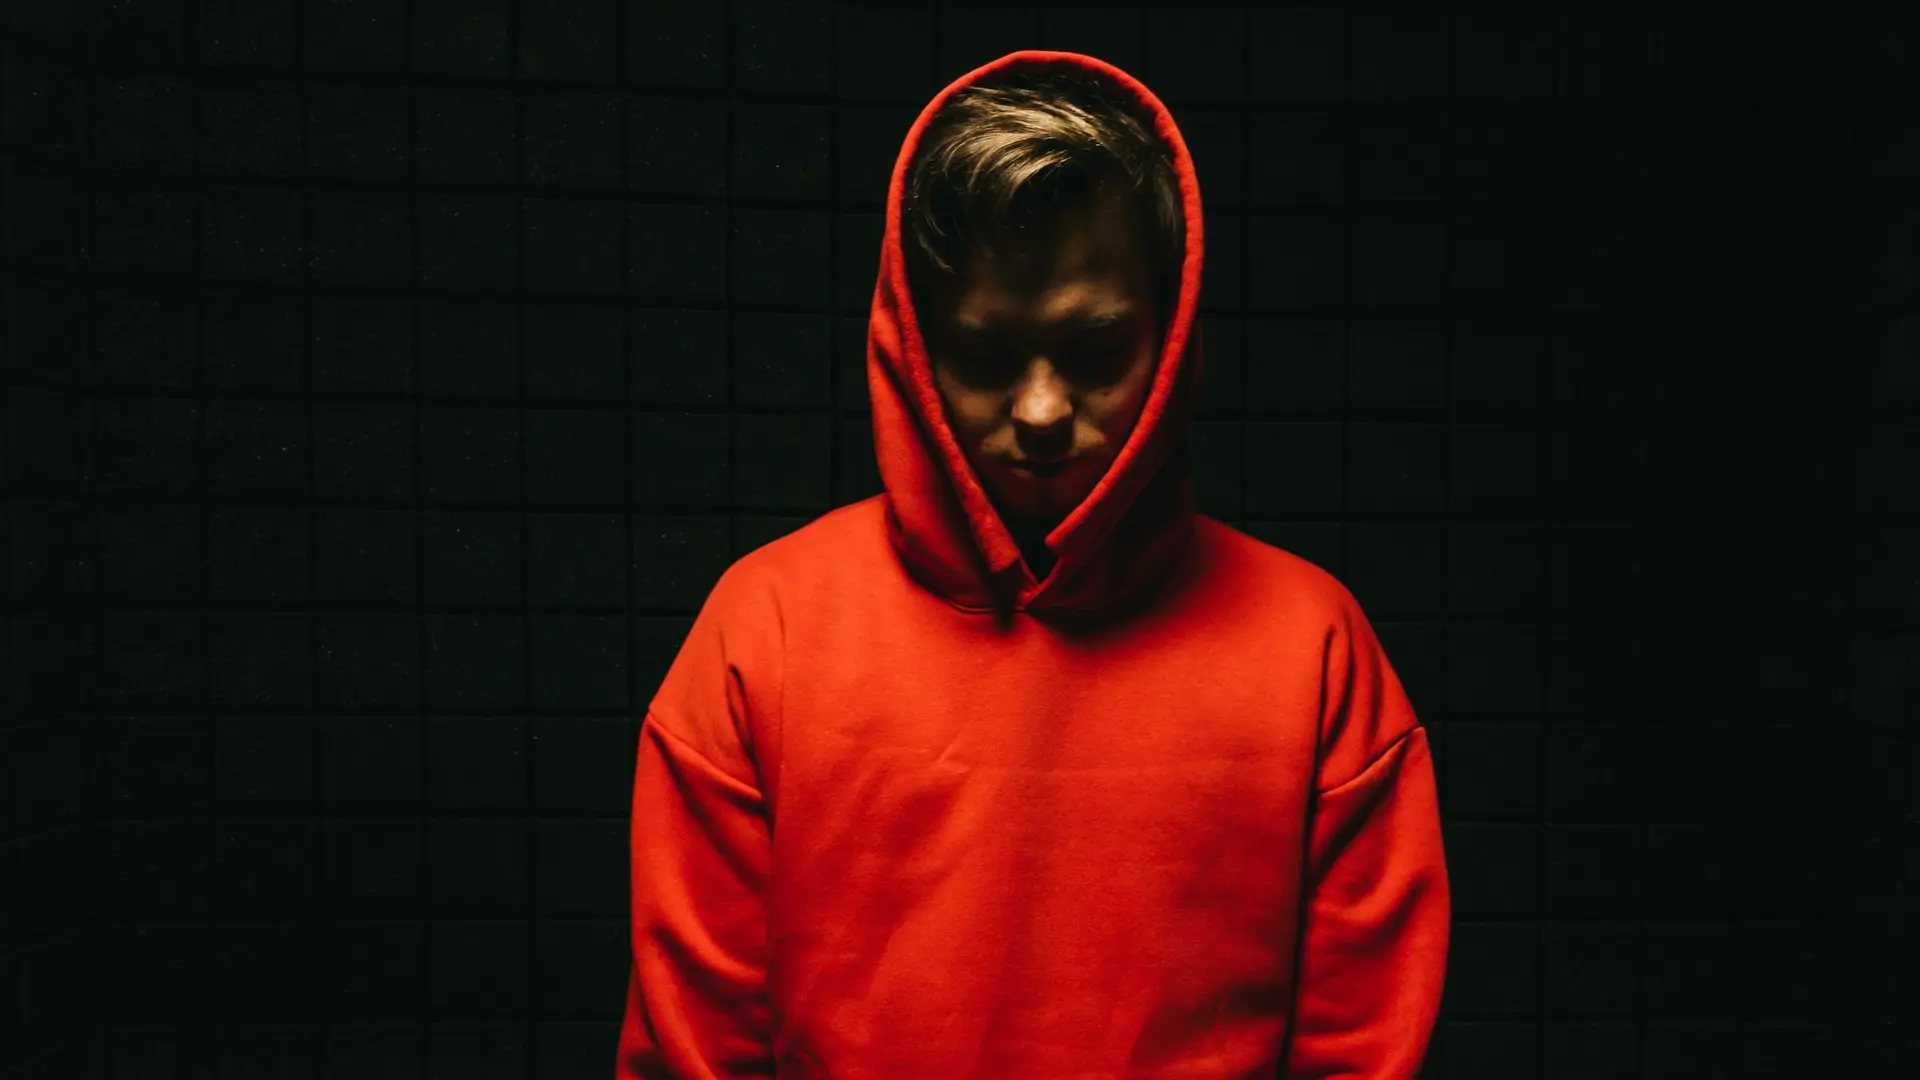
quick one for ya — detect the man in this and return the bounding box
[618,51,1449,1080]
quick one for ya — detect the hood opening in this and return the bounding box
[866,50,1207,621]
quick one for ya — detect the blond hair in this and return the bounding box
[903,63,1185,319]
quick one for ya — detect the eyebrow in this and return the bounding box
[954,310,1135,339]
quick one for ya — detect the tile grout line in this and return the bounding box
[403,0,431,1070]
[508,0,533,1073]
[190,0,216,1067]
[298,0,323,1070]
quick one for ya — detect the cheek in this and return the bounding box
[940,387,1002,442]
[1088,348,1159,432]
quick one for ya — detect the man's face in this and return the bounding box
[926,188,1162,531]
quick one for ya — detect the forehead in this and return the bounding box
[974,189,1144,277]
[943,191,1152,322]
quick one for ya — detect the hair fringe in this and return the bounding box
[903,66,1185,316]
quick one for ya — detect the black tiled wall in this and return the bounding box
[1846,9,1920,1076]
[2,3,1914,1078]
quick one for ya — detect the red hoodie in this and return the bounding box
[618,50,1449,1080]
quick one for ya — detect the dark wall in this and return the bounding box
[2,3,1913,1078]
[1846,11,1919,1076]
[5,1,98,1078]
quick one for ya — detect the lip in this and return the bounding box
[1011,457,1075,477]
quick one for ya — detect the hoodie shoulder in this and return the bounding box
[1192,515,1362,624]
[1195,516,1423,784]
[720,495,894,594]
[650,500,891,733]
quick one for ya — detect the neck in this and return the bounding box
[1009,519,1058,581]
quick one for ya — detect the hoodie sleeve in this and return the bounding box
[1279,592,1451,1079]
[616,565,781,1080]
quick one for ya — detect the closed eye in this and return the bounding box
[1066,342,1132,374]
[943,338,1132,385]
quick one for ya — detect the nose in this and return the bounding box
[1010,360,1073,437]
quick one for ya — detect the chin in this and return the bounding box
[998,487,1093,527]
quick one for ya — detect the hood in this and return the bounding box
[867,50,1207,623]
